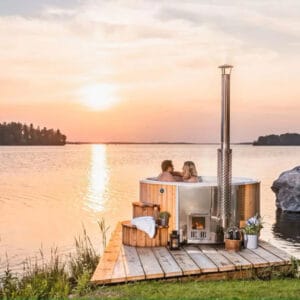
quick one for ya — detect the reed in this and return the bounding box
[0,221,106,299]
[0,250,70,299]
[98,217,110,250]
[69,226,98,279]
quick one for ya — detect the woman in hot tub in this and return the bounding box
[182,161,199,183]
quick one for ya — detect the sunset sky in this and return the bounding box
[0,0,299,142]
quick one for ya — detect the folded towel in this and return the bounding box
[131,216,156,238]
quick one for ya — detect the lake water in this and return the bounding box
[0,144,299,272]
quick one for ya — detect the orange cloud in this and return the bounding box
[0,1,299,142]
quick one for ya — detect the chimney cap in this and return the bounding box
[218,64,233,75]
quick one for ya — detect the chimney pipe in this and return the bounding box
[217,64,233,230]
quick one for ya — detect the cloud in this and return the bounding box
[157,2,300,53]
[0,0,299,141]
[0,0,80,16]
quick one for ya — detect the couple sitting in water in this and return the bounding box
[157,160,199,183]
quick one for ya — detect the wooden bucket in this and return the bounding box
[122,220,168,247]
[225,238,242,252]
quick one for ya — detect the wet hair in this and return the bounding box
[161,160,173,172]
[182,161,198,179]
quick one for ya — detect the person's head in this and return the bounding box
[161,160,174,172]
[182,161,198,179]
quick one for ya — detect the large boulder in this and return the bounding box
[271,166,300,212]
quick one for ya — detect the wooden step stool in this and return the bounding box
[122,220,168,247]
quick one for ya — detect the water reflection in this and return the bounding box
[273,209,300,243]
[86,145,108,212]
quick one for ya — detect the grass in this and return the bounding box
[0,218,109,300]
[81,278,300,300]
[0,249,71,299]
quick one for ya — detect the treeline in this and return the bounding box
[253,133,300,145]
[0,122,67,145]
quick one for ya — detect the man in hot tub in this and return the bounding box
[157,160,183,182]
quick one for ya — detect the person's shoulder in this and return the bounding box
[164,172,175,180]
[157,173,163,180]
[159,172,175,182]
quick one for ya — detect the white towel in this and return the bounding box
[131,216,156,238]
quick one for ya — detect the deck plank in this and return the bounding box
[152,247,182,277]
[170,249,201,275]
[217,249,252,269]
[250,246,286,266]
[110,252,127,283]
[136,248,164,279]
[198,245,235,272]
[183,246,218,273]
[91,223,122,284]
[258,241,291,263]
[238,248,269,268]
[122,245,145,281]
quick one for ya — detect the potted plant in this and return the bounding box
[243,215,263,249]
[159,211,171,227]
[216,225,224,243]
[225,226,242,251]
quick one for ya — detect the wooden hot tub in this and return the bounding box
[139,176,260,244]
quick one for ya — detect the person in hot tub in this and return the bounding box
[182,161,199,183]
[157,160,183,182]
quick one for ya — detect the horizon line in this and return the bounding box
[66,141,253,145]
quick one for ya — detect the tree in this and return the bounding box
[253,133,300,146]
[0,122,67,145]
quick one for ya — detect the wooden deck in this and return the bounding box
[91,223,293,285]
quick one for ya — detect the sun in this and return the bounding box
[79,84,119,111]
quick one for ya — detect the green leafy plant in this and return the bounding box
[73,270,93,296]
[159,211,171,226]
[159,211,171,219]
[0,267,19,299]
[243,214,263,235]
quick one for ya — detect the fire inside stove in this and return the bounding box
[192,216,206,230]
[188,214,210,242]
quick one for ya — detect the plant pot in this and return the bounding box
[160,217,169,227]
[244,234,258,249]
[225,238,242,252]
[156,218,161,226]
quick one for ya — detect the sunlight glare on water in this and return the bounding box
[85,145,108,213]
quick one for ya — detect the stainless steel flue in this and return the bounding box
[217,64,233,230]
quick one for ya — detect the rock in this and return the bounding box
[271,166,300,212]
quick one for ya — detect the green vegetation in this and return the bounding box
[82,278,300,300]
[0,220,109,299]
[243,215,263,235]
[253,133,300,146]
[0,122,66,145]
[159,211,171,219]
